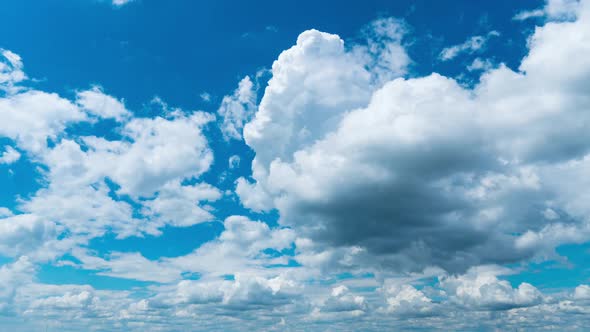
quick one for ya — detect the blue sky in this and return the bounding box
[1,0,590,331]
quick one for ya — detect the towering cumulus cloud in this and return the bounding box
[240,0,590,273]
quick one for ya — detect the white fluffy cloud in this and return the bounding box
[0,53,130,155]
[76,86,130,121]
[0,215,56,257]
[238,1,590,274]
[0,257,35,314]
[0,145,20,164]
[141,180,221,229]
[380,284,434,316]
[441,266,543,310]
[2,1,590,330]
[238,19,409,212]
[0,89,86,154]
[0,49,220,262]
[217,76,257,140]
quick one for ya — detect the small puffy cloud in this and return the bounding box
[76,86,130,121]
[235,176,274,212]
[0,207,13,217]
[0,145,20,164]
[439,31,500,61]
[0,49,26,91]
[321,285,366,313]
[141,180,221,229]
[467,57,495,72]
[200,92,211,102]
[41,112,215,198]
[0,51,133,155]
[440,266,543,310]
[217,76,257,140]
[573,284,590,300]
[380,283,436,316]
[229,155,240,169]
[112,0,134,6]
[154,273,302,315]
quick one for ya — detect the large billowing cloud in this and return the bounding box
[238,1,590,273]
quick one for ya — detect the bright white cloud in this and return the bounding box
[0,90,86,154]
[440,266,543,310]
[217,76,257,140]
[238,1,590,274]
[380,284,435,316]
[76,86,130,121]
[0,145,20,164]
[141,180,221,229]
[0,49,26,92]
[1,1,590,330]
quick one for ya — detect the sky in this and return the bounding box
[1,0,590,330]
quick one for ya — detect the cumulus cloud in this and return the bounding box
[237,1,590,275]
[0,49,26,92]
[0,89,86,154]
[30,290,97,310]
[0,48,220,262]
[141,180,221,229]
[0,52,130,155]
[238,19,409,212]
[13,112,218,259]
[76,86,130,121]
[169,215,296,277]
[573,284,590,300]
[0,215,56,257]
[217,76,257,140]
[0,145,20,164]
[440,266,543,310]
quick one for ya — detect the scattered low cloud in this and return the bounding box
[439,30,500,61]
[514,0,580,21]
